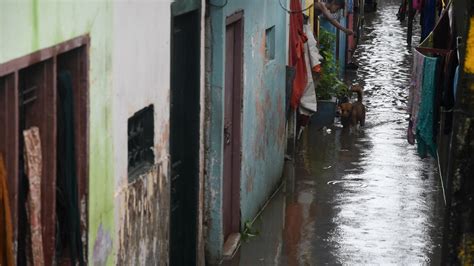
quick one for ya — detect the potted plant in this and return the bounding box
[311,29,349,127]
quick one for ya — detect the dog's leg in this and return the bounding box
[352,114,358,128]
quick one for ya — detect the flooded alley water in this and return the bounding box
[228,0,445,265]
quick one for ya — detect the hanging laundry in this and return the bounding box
[432,7,452,50]
[416,56,439,158]
[0,154,14,266]
[299,23,323,116]
[408,49,425,144]
[441,51,458,134]
[453,65,460,100]
[23,127,45,266]
[420,0,436,41]
[57,70,84,265]
[289,0,308,109]
[413,0,422,11]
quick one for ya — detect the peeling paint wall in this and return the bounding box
[112,1,172,265]
[205,0,288,263]
[1,1,173,264]
[116,163,169,265]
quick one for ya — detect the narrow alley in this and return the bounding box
[229,1,445,264]
[1,0,473,265]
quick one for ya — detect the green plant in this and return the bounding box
[241,220,259,242]
[316,29,349,100]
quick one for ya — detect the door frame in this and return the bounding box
[223,10,244,239]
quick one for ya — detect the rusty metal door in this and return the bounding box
[223,12,243,240]
[170,8,200,266]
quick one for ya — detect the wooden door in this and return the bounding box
[223,12,243,240]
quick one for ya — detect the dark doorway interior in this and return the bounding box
[170,9,200,266]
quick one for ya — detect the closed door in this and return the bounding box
[223,13,243,240]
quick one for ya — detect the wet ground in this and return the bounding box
[227,0,445,265]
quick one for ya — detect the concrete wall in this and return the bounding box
[0,0,174,264]
[112,2,172,265]
[205,0,288,263]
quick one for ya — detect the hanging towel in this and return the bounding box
[416,56,439,158]
[23,127,45,265]
[0,154,14,266]
[408,49,425,144]
[299,24,323,115]
[289,0,308,109]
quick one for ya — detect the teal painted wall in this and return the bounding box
[206,0,287,263]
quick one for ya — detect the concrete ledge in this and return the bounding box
[222,233,241,260]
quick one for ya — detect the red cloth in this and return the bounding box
[289,0,308,109]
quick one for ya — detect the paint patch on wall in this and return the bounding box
[117,161,169,265]
[276,94,286,148]
[92,224,112,266]
[246,168,255,193]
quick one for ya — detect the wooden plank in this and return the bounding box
[23,127,44,266]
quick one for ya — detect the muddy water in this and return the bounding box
[227,1,445,265]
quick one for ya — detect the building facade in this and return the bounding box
[0,0,206,264]
[204,0,289,263]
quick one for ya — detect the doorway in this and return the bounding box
[169,9,200,266]
[223,12,244,240]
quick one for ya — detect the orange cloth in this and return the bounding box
[312,64,322,73]
[289,0,309,110]
[0,154,14,266]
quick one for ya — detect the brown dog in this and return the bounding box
[339,85,366,129]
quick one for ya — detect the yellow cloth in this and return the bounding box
[0,154,14,266]
[464,16,474,74]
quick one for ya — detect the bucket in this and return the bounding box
[311,100,336,128]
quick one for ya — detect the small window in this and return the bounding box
[265,26,276,62]
[128,105,155,182]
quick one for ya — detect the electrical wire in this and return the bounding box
[208,0,228,8]
[278,0,314,13]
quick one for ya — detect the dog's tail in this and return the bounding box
[351,85,363,102]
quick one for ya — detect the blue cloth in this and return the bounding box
[416,56,439,158]
[453,65,460,101]
[347,0,354,13]
[421,0,436,41]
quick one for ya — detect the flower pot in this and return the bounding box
[311,100,337,127]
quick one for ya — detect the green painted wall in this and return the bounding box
[1,1,115,264]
